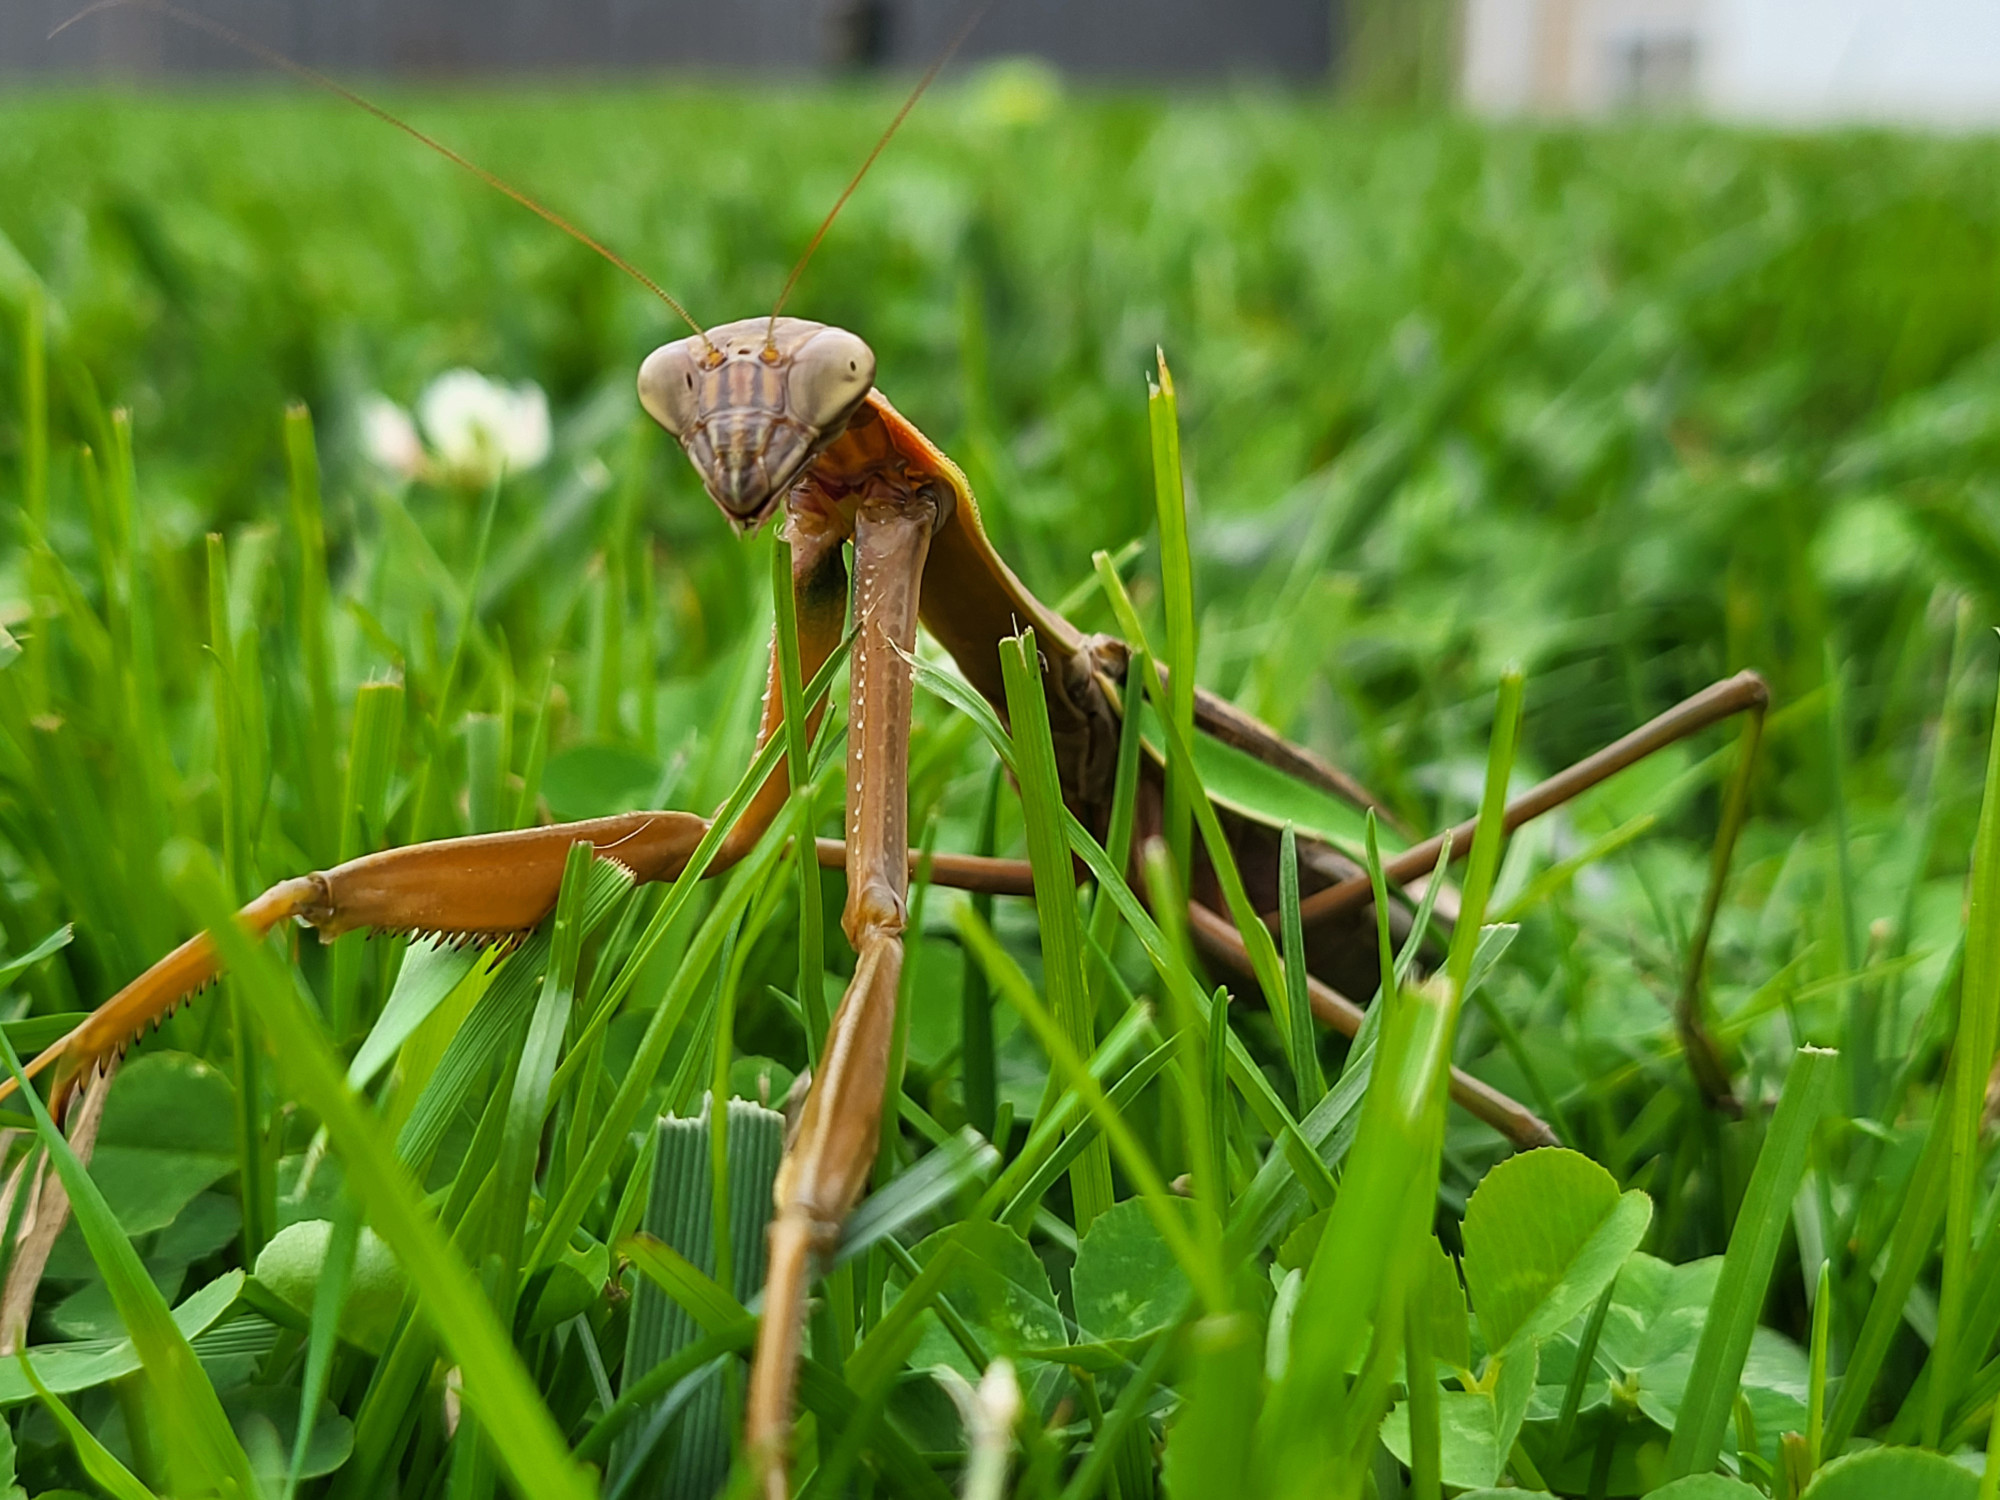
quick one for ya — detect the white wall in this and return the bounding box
[1461,0,2000,126]
[1704,0,2000,126]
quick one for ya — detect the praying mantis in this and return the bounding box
[8,4,1775,1495]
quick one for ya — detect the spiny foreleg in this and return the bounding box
[746,499,934,1499]
[0,811,710,1116]
[4,518,861,1120]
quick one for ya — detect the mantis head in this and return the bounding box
[639,316,877,533]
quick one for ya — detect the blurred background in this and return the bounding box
[8,0,2000,124]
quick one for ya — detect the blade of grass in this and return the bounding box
[1141,841,1228,1262]
[772,532,828,1057]
[0,1030,259,1500]
[1824,1107,1948,1452]
[961,764,1003,1139]
[20,1355,158,1500]
[1808,1257,1830,1476]
[621,1234,756,1339]
[330,679,405,1039]
[1261,973,1455,1500]
[18,283,49,716]
[1932,669,2000,1445]
[1059,1318,1182,1500]
[1261,669,1523,1497]
[1279,824,1326,1114]
[1551,1281,1617,1469]
[208,533,272,1269]
[1446,668,1524,995]
[512,660,557,830]
[529,800,797,1274]
[998,1034,1176,1233]
[1664,1044,1839,1479]
[286,1195,359,1500]
[1404,1292,1441,1500]
[393,859,633,1170]
[283,402,338,863]
[170,844,597,1500]
[463,712,503,834]
[578,1327,755,1464]
[1083,630,1149,1021]
[1824,650,1871,1118]
[957,901,1226,1314]
[1150,350,1196,886]
[1000,628,1115,1233]
[912,650,1299,1145]
[490,841,595,1308]
[1092,563,1293,1054]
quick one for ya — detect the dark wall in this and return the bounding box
[3,0,1335,80]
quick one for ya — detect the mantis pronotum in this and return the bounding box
[11,5,1773,1494]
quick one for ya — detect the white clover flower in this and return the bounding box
[934,1357,1020,1500]
[358,392,424,481]
[415,369,552,487]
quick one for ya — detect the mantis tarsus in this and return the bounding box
[12,4,1773,1494]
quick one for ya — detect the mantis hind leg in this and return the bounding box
[1208,669,1771,1131]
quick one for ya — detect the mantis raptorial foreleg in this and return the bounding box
[0,522,852,1117]
[749,499,936,1496]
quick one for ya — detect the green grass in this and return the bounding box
[2,72,2000,1497]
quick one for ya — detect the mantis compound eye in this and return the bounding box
[636,338,704,438]
[787,327,876,436]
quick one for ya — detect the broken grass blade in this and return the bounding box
[620,1234,755,1338]
[577,1327,754,1465]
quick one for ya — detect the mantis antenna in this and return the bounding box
[50,0,709,341]
[765,0,997,343]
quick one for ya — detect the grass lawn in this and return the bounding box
[2,76,2000,1498]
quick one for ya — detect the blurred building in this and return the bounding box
[1462,0,2000,124]
[1,0,1335,81]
